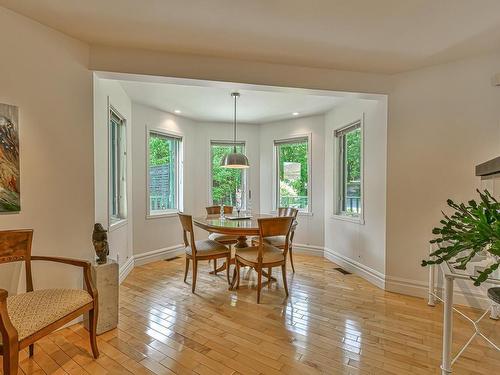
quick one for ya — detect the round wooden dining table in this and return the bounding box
[193,213,273,248]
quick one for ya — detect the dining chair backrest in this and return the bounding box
[205,205,234,215]
[0,229,34,292]
[178,213,197,255]
[278,207,298,218]
[257,217,293,262]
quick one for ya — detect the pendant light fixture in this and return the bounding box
[221,92,250,169]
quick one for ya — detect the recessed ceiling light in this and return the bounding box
[292,112,300,116]
[174,109,181,114]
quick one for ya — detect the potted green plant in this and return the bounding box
[422,189,500,286]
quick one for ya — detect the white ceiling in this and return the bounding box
[117,79,343,123]
[3,0,500,73]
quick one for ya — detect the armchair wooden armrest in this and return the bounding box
[30,256,97,299]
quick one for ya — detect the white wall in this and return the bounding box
[0,7,93,293]
[324,98,388,286]
[386,52,500,299]
[259,115,325,250]
[93,77,133,269]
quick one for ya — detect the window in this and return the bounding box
[210,141,246,207]
[109,109,127,223]
[336,121,362,217]
[274,136,310,212]
[147,131,182,216]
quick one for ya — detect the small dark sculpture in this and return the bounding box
[92,223,109,264]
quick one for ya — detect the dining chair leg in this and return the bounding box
[213,259,217,275]
[257,267,262,304]
[226,255,231,285]
[192,260,198,293]
[289,246,295,273]
[29,343,34,357]
[184,257,190,282]
[268,267,272,288]
[236,260,241,289]
[281,264,289,297]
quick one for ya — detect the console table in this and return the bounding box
[427,248,500,374]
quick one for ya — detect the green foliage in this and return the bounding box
[211,144,244,206]
[345,129,361,183]
[278,141,308,208]
[149,136,171,166]
[422,190,500,286]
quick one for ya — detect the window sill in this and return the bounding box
[109,219,128,232]
[146,211,179,220]
[330,214,364,225]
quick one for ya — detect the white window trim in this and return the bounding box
[145,126,184,219]
[331,115,365,225]
[108,102,127,230]
[272,133,312,213]
[208,139,248,208]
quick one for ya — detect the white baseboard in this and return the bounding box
[385,275,493,310]
[119,256,135,284]
[293,243,324,256]
[324,247,386,289]
[134,244,184,267]
[118,245,184,283]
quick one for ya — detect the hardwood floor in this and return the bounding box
[2,254,498,374]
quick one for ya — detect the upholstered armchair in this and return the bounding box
[0,230,99,375]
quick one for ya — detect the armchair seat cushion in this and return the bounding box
[1,288,92,343]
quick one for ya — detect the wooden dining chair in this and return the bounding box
[178,213,231,292]
[234,217,294,303]
[251,207,299,272]
[0,230,99,375]
[205,206,238,273]
[205,205,233,215]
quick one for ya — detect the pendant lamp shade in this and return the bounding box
[222,152,249,168]
[221,92,250,169]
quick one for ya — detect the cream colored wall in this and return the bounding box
[386,52,500,297]
[93,77,133,269]
[324,98,388,285]
[0,7,93,293]
[259,115,325,250]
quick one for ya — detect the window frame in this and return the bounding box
[108,106,127,228]
[333,118,364,224]
[146,127,184,219]
[273,134,312,214]
[208,140,247,208]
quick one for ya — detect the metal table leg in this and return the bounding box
[441,275,454,374]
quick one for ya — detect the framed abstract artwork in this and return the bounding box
[0,103,20,212]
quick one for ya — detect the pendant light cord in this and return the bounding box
[233,93,237,152]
